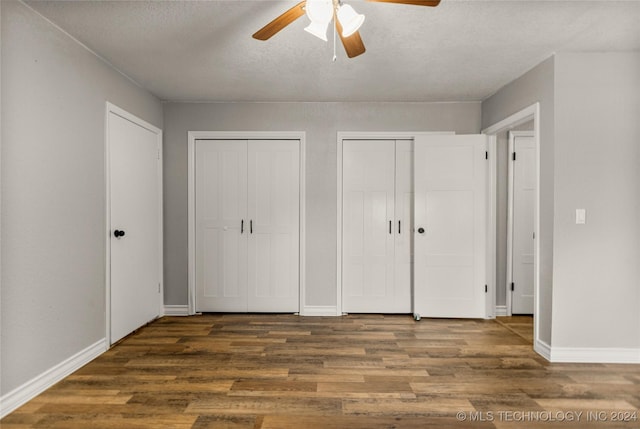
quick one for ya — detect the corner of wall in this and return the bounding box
[0,339,107,419]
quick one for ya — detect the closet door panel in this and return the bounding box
[342,140,396,313]
[195,140,248,312]
[247,140,300,312]
[393,140,413,313]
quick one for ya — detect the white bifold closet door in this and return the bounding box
[413,134,487,319]
[248,140,300,312]
[195,139,299,313]
[342,139,412,313]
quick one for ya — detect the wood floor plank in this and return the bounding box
[261,415,496,429]
[2,314,639,428]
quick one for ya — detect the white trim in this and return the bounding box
[300,306,339,317]
[187,135,196,315]
[483,105,538,135]
[336,131,454,316]
[482,103,542,358]
[336,136,344,316]
[549,347,640,364]
[337,131,432,140]
[187,131,306,315]
[485,135,497,319]
[0,339,107,419]
[105,102,163,345]
[299,138,307,315]
[495,305,508,317]
[506,130,534,316]
[505,132,515,316]
[535,339,552,361]
[163,305,190,316]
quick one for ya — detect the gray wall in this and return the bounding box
[163,102,481,306]
[482,57,555,345]
[1,0,162,395]
[552,53,640,348]
[483,53,640,351]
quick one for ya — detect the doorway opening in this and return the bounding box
[482,103,541,353]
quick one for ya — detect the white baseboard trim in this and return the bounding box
[300,305,339,316]
[549,346,640,364]
[163,305,190,316]
[495,305,508,317]
[535,339,552,361]
[0,338,107,419]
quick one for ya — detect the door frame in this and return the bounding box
[105,102,163,346]
[506,130,535,316]
[336,131,454,316]
[482,103,541,350]
[187,131,306,315]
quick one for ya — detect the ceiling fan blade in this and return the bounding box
[366,0,440,6]
[253,1,307,41]
[335,20,366,58]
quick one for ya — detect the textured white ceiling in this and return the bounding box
[24,0,640,102]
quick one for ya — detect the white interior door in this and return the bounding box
[342,140,396,313]
[510,132,535,314]
[413,134,487,319]
[394,140,413,313]
[195,140,248,312]
[247,140,300,312]
[109,111,161,344]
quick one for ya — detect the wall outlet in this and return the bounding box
[575,209,586,225]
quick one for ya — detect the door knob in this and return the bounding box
[114,229,126,238]
[417,227,425,234]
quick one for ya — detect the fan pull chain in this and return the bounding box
[332,21,337,62]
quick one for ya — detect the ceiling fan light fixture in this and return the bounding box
[304,21,330,41]
[304,0,333,41]
[337,4,365,38]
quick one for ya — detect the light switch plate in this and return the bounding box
[576,209,586,224]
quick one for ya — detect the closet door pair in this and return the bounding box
[195,139,300,313]
[341,134,487,318]
[342,139,413,313]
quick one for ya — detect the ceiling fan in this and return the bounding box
[253,0,441,59]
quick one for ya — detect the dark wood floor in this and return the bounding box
[2,314,639,428]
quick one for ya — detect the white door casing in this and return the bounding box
[509,131,535,314]
[482,103,543,357]
[107,104,162,345]
[413,134,487,319]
